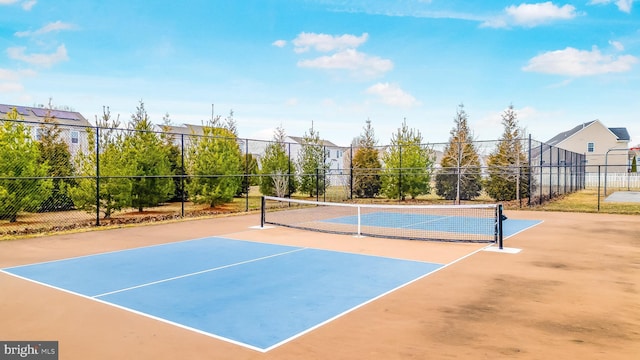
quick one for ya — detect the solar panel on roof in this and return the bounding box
[0,104,30,116]
[31,108,80,121]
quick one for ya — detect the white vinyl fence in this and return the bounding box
[585,172,640,190]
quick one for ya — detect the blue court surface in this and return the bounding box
[1,237,444,352]
[1,218,539,352]
[323,212,495,234]
[323,212,540,237]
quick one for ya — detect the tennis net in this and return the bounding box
[261,196,504,244]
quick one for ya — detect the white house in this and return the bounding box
[0,104,92,156]
[546,120,631,173]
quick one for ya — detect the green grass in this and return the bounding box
[534,188,640,215]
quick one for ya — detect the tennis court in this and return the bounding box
[1,208,638,359]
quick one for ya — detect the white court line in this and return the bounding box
[93,247,306,298]
[262,242,494,352]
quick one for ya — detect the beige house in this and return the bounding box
[546,120,631,173]
[0,104,92,156]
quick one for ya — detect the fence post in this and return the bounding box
[349,144,353,200]
[399,144,403,201]
[181,133,185,218]
[597,165,601,212]
[527,135,532,207]
[95,126,100,226]
[245,139,249,212]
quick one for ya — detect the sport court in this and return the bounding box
[1,210,539,352]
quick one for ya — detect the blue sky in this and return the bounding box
[1,0,639,147]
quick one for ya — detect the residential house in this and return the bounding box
[546,120,631,173]
[285,136,349,187]
[0,103,92,156]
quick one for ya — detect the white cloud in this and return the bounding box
[298,49,393,78]
[0,82,24,92]
[0,0,36,9]
[523,46,638,76]
[285,97,298,106]
[589,0,635,13]
[15,21,75,37]
[482,2,578,28]
[272,39,287,48]
[22,0,35,10]
[365,83,420,107]
[293,32,368,53]
[7,44,69,67]
[609,40,625,51]
[0,68,36,81]
[0,68,35,94]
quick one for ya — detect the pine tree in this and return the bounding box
[159,112,185,202]
[260,126,297,197]
[0,108,52,222]
[352,119,381,198]
[435,104,482,202]
[186,119,242,207]
[381,119,434,200]
[70,107,132,218]
[485,105,531,201]
[37,110,76,211]
[297,123,328,197]
[124,101,174,211]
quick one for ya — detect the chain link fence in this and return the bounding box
[4,118,634,237]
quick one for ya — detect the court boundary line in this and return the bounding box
[262,242,493,351]
[504,219,544,239]
[1,218,539,353]
[93,247,307,298]
[1,234,286,270]
[0,269,267,352]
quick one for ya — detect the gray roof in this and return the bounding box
[546,120,630,146]
[0,103,91,127]
[287,135,341,148]
[608,127,630,141]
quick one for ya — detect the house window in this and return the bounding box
[35,128,44,141]
[336,150,343,158]
[587,142,595,153]
[71,131,79,144]
[326,149,331,158]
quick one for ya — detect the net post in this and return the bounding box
[260,196,265,228]
[497,204,504,250]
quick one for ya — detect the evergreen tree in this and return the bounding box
[297,123,328,197]
[259,126,296,196]
[352,119,381,198]
[186,119,242,207]
[124,101,174,211]
[70,107,132,219]
[435,104,482,202]
[239,152,259,196]
[485,105,531,201]
[0,108,52,222]
[37,110,77,211]
[159,113,185,202]
[381,119,434,200]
